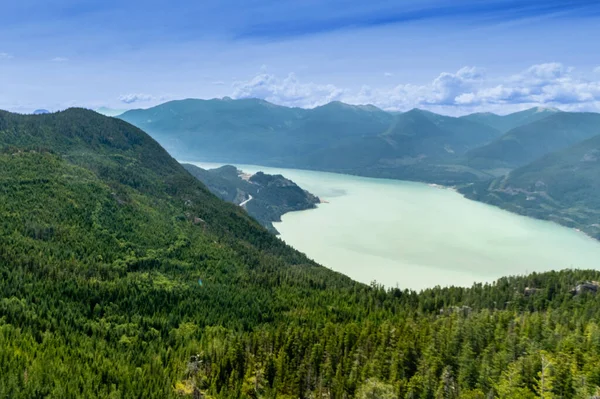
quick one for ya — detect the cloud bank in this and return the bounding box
[231,63,600,115]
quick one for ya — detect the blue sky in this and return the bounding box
[1,0,600,115]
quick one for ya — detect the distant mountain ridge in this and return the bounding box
[118,99,600,185]
[119,98,521,184]
[460,107,561,133]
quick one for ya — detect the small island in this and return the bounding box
[182,163,320,234]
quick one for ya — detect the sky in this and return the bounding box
[1,0,600,115]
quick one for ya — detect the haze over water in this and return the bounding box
[191,162,600,290]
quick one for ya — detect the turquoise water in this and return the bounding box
[188,162,600,290]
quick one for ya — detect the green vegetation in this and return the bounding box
[461,133,600,239]
[182,163,320,233]
[2,109,600,398]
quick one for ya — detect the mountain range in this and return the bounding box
[118,99,590,183]
[465,112,600,172]
[459,106,561,133]
[119,98,506,184]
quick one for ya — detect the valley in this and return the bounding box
[5,2,600,397]
[2,107,600,398]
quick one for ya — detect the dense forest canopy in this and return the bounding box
[1,109,600,398]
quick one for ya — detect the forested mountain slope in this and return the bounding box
[2,109,600,398]
[465,112,600,170]
[0,108,360,397]
[461,133,600,240]
[182,163,320,233]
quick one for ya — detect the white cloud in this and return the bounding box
[459,63,600,108]
[211,81,226,85]
[51,57,69,62]
[426,66,484,105]
[594,66,600,74]
[0,52,14,60]
[119,93,159,104]
[232,73,346,108]
[513,62,572,83]
[230,63,600,114]
[384,72,393,77]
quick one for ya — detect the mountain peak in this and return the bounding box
[533,106,561,113]
[95,107,127,117]
[404,108,438,116]
[317,101,383,112]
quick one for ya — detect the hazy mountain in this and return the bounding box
[288,108,502,184]
[465,112,600,171]
[385,108,502,156]
[33,109,50,114]
[182,163,320,233]
[120,98,500,184]
[119,98,393,162]
[95,106,127,117]
[460,106,561,133]
[461,133,600,239]
[119,99,600,186]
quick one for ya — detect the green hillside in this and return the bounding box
[3,109,600,398]
[461,133,600,239]
[182,163,320,233]
[460,107,560,133]
[465,112,600,170]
